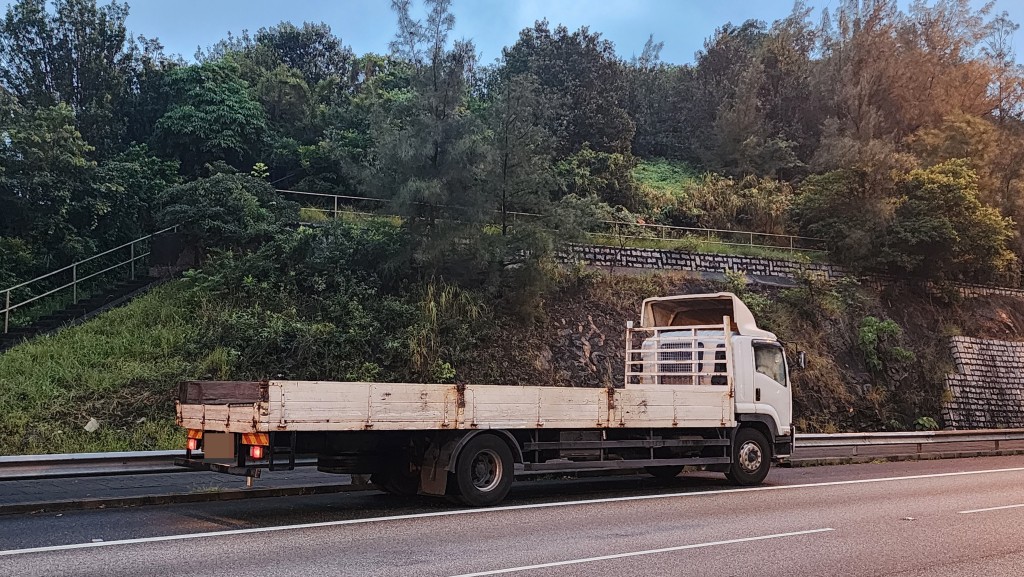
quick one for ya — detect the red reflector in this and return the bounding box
[249,445,265,460]
[187,438,199,451]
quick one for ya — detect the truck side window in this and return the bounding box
[753,344,786,387]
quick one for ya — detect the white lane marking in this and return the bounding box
[447,528,835,577]
[960,503,1024,514]
[1,465,1022,557]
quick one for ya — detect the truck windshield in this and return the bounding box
[753,343,786,386]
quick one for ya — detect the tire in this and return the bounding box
[454,434,514,507]
[644,465,684,480]
[727,427,771,485]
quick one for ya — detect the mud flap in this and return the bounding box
[420,434,459,496]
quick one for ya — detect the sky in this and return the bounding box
[8,0,1024,65]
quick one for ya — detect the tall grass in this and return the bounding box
[632,158,699,199]
[0,281,201,454]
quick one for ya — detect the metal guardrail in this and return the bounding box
[1,225,179,333]
[2,429,1021,481]
[796,429,1024,455]
[277,189,828,254]
[0,450,196,480]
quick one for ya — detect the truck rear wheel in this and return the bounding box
[454,434,514,507]
[727,427,771,485]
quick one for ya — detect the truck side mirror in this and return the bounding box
[796,351,807,370]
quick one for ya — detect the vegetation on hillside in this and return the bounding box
[4,0,1024,451]
[2,0,1024,288]
[6,236,1024,453]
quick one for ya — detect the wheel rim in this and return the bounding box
[738,440,763,474]
[470,449,502,492]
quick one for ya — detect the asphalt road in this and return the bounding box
[1,456,1022,576]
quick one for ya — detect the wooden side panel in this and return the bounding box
[180,380,737,433]
[614,387,732,428]
[265,381,455,430]
[464,385,610,429]
[176,402,262,433]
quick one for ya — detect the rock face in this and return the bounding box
[943,336,1024,429]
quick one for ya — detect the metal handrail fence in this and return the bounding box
[278,189,828,254]
[1,225,179,333]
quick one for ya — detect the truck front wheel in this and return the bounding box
[454,434,514,507]
[726,427,771,485]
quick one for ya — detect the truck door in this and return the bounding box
[751,342,792,436]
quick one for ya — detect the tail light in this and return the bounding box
[249,445,265,460]
[186,429,203,452]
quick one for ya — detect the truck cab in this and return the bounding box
[628,292,794,446]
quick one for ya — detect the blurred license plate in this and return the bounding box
[204,432,235,460]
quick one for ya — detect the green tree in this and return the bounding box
[256,65,312,140]
[502,20,634,156]
[154,60,268,175]
[156,174,297,251]
[372,0,488,236]
[254,22,354,86]
[0,103,99,263]
[95,144,180,244]
[882,160,1016,281]
[555,144,641,211]
[483,73,556,235]
[0,0,138,157]
[792,169,891,268]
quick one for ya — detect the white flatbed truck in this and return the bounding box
[176,292,799,506]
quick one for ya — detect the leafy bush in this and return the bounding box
[857,316,915,374]
[157,173,298,251]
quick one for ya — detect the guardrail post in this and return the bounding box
[916,443,922,454]
[72,264,78,305]
[749,232,754,246]
[3,289,9,334]
[130,241,136,281]
[994,440,1000,451]
[334,195,339,219]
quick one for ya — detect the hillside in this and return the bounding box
[3,225,1024,454]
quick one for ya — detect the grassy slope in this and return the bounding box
[632,158,699,199]
[0,281,200,454]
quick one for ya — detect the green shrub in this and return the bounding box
[857,316,915,374]
[157,173,298,251]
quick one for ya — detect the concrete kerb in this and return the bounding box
[0,482,371,516]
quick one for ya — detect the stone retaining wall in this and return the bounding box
[561,244,844,280]
[560,244,1024,299]
[943,336,1024,429]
